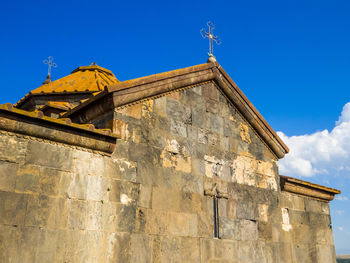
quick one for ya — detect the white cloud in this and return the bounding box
[335,196,348,201]
[278,102,350,177]
[338,226,344,231]
[336,103,350,125]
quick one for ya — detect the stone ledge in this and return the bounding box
[0,104,118,154]
[280,175,341,202]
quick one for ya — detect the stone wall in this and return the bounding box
[278,192,336,263]
[110,82,336,262]
[0,81,337,262]
[0,131,137,262]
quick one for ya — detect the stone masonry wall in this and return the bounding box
[0,131,138,262]
[111,82,336,262]
[111,82,282,262]
[0,81,337,262]
[278,192,336,263]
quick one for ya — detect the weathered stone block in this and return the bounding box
[200,238,237,262]
[292,224,312,244]
[202,84,218,101]
[142,209,168,235]
[181,173,204,194]
[288,210,309,225]
[308,212,331,228]
[18,226,41,263]
[170,119,187,137]
[138,184,152,208]
[236,202,258,220]
[258,204,269,222]
[166,98,191,124]
[277,242,296,263]
[280,192,306,211]
[66,199,87,229]
[0,191,27,226]
[316,244,336,263]
[15,165,40,193]
[24,195,61,228]
[293,244,315,263]
[16,165,64,196]
[108,179,139,205]
[72,150,105,177]
[38,167,63,196]
[209,113,224,135]
[154,236,201,262]
[305,199,322,213]
[192,107,205,128]
[153,97,167,118]
[35,228,58,263]
[180,88,206,109]
[106,232,131,263]
[197,211,212,238]
[116,104,142,119]
[87,176,109,201]
[320,202,330,215]
[152,187,180,211]
[0,161,18,192]
[116,204,136,232]
[105,157,137,182]
[130,233,152,263]
[0,225,22,263]
[167,211,198,237]
[240,219,258,241]
[220,217,240,240]
[0,135,27,163]
[258,222,272,241]
[85,201,104,231]
[25,141,72,171]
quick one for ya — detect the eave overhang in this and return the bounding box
[0,103,118,154]
[280,175,341,202]
[63,61,289,159]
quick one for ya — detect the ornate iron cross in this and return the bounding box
[43,56,57,76]
[201,21,221,57]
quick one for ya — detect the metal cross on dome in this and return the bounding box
[43,56,57,77]
[201,21,221,57]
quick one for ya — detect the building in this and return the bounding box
[0,58,341,262]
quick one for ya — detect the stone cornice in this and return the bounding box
[0,104,118,154]
[280,175,341,202]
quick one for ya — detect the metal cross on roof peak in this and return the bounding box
[43,56,57,77]
[201,21,221,57]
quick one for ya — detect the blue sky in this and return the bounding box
[1,0,350,254]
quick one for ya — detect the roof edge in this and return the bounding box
[280,175,341,202]
[211,63,289,157]
[0,103,118,154]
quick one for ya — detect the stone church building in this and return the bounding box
[0,58,340,262]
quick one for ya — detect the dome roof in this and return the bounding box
[31,64,118,94]
[15,64,119,107]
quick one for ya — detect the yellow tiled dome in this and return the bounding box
[15,64,119,107]
[31,64,119,94]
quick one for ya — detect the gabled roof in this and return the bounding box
[15,64,119,108]
[63,60,289,159]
